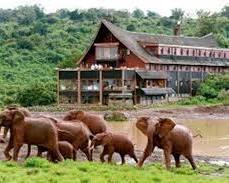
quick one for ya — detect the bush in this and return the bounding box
[104,111,128,121]
[178,96,207,105]
[218,90,229,106]
[198,74,229,99]
[16,81,56,107]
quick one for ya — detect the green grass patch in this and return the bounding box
[0,158,228,183]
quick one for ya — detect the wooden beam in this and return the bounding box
[122,69,125,94]
[57,70,60,106]
[99,70,103,105]
[77,70,81,106]
[94,42,119,47]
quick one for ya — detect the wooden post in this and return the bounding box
[57,69,60,106]
[201,67,204,81]
[190,71,192,96]
[122,68,125,94]
[134,70,137,105]
[99,69,103,105]
[177,69,180,97]
[77,70,81,106]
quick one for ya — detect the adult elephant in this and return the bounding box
[63,110,107,135]
[0,108,64,162]
[0,106,31,139]
[136,117,196,170]
[27,118,93,161]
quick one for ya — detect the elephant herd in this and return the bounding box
[0,106,196,170]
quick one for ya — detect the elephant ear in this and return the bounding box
[101,132,112,146]
[156,118,176,138]
[136,117,150,135]
[76,110,85,120]
[13,110,25,125]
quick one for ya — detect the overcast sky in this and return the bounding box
[0,0,229,16]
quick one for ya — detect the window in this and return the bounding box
[181,49,183,55]
[186,49,189,56]
[204,51,206,57]
[166,65,170,71]
[199,50,201,56]
[210,52,212,57]
[95,46,118,60]
[160,48,164,54]
[168,48,171,54]
[174,48,177,55]
[224,53,227,58]
[193,50,195,56]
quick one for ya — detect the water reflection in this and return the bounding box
[108,119,229,157]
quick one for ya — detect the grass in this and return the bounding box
[0,158,228,183]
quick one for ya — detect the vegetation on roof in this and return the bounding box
[0,5,228,107]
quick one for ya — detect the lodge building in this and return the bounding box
[58,20,229,105]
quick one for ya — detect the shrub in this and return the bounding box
[104,111,128,121]
[16,81,56,107]
[178,96,206,105]
[218,89,229,106]
[198,74,229,99]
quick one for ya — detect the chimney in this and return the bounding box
[174,21,181,36]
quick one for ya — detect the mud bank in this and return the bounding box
[32,105,229,120]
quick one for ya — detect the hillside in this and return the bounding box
[0,5,228,107]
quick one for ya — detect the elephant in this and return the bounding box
[47,141,76,161]
[0,108,64,162]
[90,132,138,164]
[63,110,107,135]
[0,106,31,139]
[136,117,197,170]
[26,118,93,161]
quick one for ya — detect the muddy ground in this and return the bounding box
[0,105,229,166]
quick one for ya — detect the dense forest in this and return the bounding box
[0,5,228,107]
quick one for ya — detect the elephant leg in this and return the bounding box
[81,147,92,161]
[120,154,125,165]
[3,127,8,139]
[73,149,76,161]
[37,146,45,157]
[173,153,181,168]
[52,148,64,162]
[138,141,154,167]
[185,155,197,170]
[100,146,108,163]
[107,147,114,163]
[130,153,138,163]
[25,144,31,159]
[4,135,14,160]
[163,148,172,170]
[13,144,23,161]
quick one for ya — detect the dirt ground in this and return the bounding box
[0,105,229,166]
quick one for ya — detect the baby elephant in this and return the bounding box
[47,141,76,161]
[90,132,138,164]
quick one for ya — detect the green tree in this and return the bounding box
[132,9,144,18]
[170,8,184,20]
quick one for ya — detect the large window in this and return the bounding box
[96,46,118,60]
